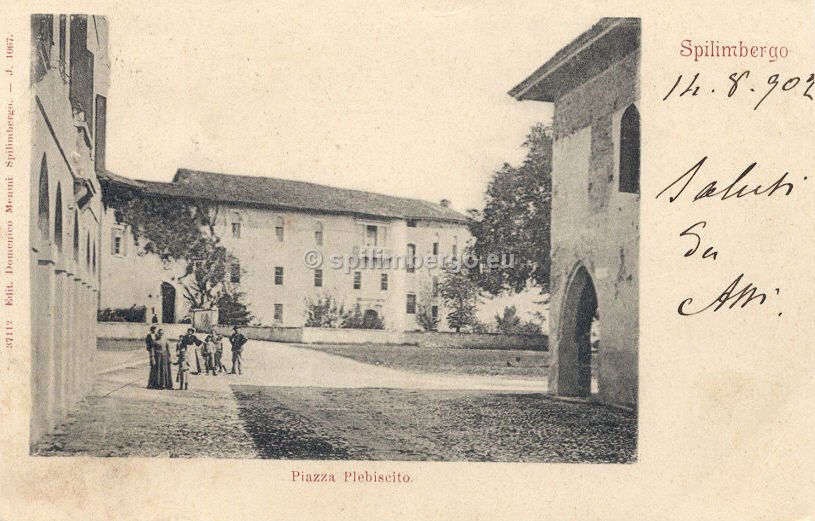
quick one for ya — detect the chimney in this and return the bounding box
[439,199,450,208]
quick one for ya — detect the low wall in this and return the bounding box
[97,322,548,351]
[212,325,304,343]
[97,322,190,341]
[301,327,403,345]
[404,331,547,350]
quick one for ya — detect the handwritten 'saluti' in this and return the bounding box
[656,156,794,203]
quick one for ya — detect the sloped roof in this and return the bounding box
[99,169,467,223]
[508,17,640,102]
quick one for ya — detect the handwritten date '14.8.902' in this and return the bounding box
[663,71,814,109]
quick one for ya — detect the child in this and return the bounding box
[202,335,218,376]
[214,335,228,374]
[174,339,191,390]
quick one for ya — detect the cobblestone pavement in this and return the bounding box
[32,342,635,461]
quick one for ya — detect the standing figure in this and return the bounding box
[174,342,191,390]
[214,335,228,373]
[229,326,248,375]
[179,327,203,374]
[149,329,174,389]
[202,335,218,376]
[145,325,157,370]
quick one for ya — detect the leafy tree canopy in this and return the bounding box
[468,123,553,295]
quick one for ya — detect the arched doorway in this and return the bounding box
[362,309,379,329]
[161,282,176,324]
[556,265,598,398]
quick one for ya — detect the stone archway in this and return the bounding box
[555,265,598,398]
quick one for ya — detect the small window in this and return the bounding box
[113,236,122,255]
[231,222,241,238]
[431,305,438,321]
[619,104,640,194]
[275,216,285,242]
[274,266,284,285]
[406,243,416,273]
[314,222,323,246]
[111,226,126,256]
[380,273,388,291]
[86,233,90,268]
[230,262,241,283]
[407,219,417,227]
[314,269,323,287]
[432,242,439,255]
[92,241,96,274]
[432,276,439,296]
[365,225,378,247]
[353,271,361,290]
[406,293,416,314]
[58,15,66,75]
[274,303,283,321]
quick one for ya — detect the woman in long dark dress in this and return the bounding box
[149,329,173,389]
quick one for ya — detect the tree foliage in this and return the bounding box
[468,123,553,294]
[103,184,252,320]
[494,305,543,335]
[439,267,480,333]
[415,281,440,332]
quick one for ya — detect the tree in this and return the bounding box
[415,282,440,332]
[468,123,553,294]
[439,267,480,333]
[102,182,252,320]
[214,288,253,326]
[495,305,522,333]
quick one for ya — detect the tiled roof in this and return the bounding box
[99,169,467,223]
[508,17,640,102]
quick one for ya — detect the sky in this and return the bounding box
[102,1,601,214]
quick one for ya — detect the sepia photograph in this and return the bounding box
[27,10,639,463]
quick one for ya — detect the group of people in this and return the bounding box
[145,325,249,390]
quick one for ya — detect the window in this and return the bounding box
[94,94,107,172]
[231,212,242,239]
[432,242,439,255]
[314,222,323,246]
[274,266,284,285]
[406,293,416,314]
[406,219,417,227]
[380,273,388,291]
[406,243,416,273]
[86,232,90,268]
[73,211,79,261]
[275,216,284,242]
[353,271,361,290]
[619,104,640,194]
[54,183,63,253]
[113,235,121,255]
[314,269,323,287]
[432,276,439,296]
[58,15,66,76]
[231,262,240,283]
[365,225,378,247]
[111,226,127,257]
[274,303,283,321]
[431,305,438,321]
[37,155,49,241]
[92,240,96,274]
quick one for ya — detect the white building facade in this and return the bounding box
[99,169,470,332]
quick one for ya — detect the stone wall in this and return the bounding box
[98,322,548,351]
[547,50,639,409]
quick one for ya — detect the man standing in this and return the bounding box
[180,327,203,373]
[145,325,157,368]
[229,326,247,375]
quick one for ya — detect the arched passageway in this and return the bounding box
[556,265,598,398]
